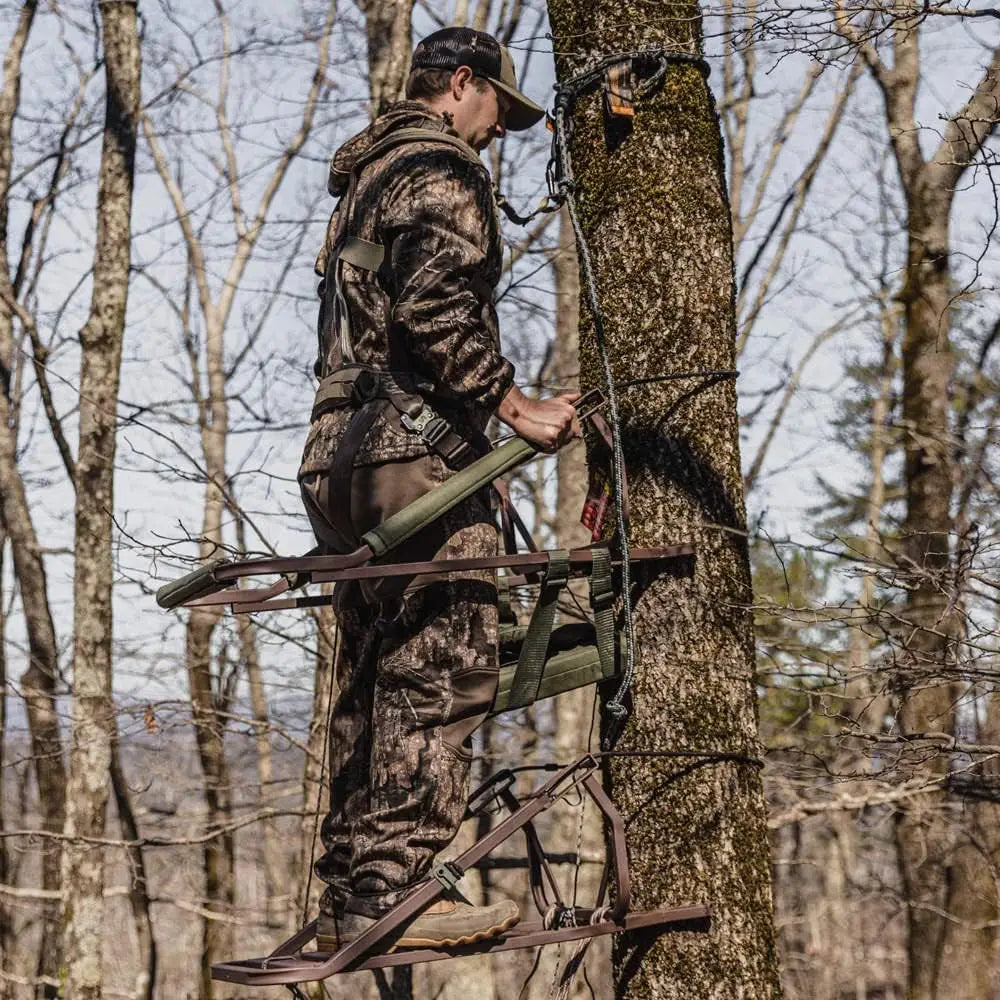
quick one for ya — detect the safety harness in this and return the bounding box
[312,125,496,489]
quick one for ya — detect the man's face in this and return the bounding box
[453,74,510,151]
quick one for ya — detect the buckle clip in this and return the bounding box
[400,408,434,435]
[431,860,465,893]
[401,408,450,449]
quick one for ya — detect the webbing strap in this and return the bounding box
[352,127,483,176]
[339,235,384,272]
[327,398,382,549]
[506,550,571,711]
[328,126,482,365]
[361,436,536,559]
[589,548,616,680]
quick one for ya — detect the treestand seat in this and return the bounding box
[156,398,695,715]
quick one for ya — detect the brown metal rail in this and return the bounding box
[210,754,711,988]
[157,543,695,615]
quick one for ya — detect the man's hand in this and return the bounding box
[497,385,581,452]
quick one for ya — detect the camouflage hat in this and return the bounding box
[412,27,545,132]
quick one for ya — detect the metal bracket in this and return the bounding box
[400,408,434,434]
[431,860,465,893]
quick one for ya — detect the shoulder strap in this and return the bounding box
[352,127,484,176]
[327,127,486,364]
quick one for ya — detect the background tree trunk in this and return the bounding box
[0,5,67,994]
[830,15,1000,996]
[358,0,416,117]
[61,2,140,997]
[546,2,783,997]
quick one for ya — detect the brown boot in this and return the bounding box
[316,897,520,952]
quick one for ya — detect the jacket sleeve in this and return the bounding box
[379,150,515,411]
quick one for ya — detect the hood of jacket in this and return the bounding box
[327,102,462,197]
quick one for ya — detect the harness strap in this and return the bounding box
[339,235,384,272]
[326,398,383,550]
[312,365,485,472]
[589,547,616,681]
[506,549,571,711]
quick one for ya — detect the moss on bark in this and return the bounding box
[546,2,783,997]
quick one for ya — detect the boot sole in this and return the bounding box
[315,912,519,953]
[394,911,520,948]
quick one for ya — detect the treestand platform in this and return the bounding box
[210,755,710,987]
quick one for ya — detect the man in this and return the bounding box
[298,27,579,950]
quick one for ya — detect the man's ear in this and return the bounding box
[451,65,475,100]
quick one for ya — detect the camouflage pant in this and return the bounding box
[302,467,499,916]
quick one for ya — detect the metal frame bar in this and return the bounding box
[210,755,711,988]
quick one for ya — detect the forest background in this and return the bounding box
[2,1,999,998]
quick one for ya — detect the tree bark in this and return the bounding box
[0,534,9,977]
[546,3,783,997]
[61,3,140,997]
[357,0,416,117]
[109,742,157,1000]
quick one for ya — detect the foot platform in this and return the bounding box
[212,905,711,986]
[211,754,711,988]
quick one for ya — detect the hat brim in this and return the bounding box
[488,76,545,131]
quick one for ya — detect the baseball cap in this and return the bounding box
[411,27,545,132]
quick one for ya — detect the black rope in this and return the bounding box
[547,47,712,751]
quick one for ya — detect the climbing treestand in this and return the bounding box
[157,46,745,994]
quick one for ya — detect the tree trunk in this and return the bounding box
[0,535,8,973]
[61,3,140,997]
[240,613,284,925]
[546,3,783,997]
[109,743,157,1000]
[838,19,1000,997]
[0,5,67,994]
[358,0,416,117]
[186,602,236,1000]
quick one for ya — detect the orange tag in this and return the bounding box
[605,63,635,117]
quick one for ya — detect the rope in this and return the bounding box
[547,47,711,750]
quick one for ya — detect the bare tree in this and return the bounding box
[831,8,1000,996]
[0,4,67,993]
[60,5,141,997]
[139,2,337,991]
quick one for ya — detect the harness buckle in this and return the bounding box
[400,408,434,435]
[400,408,450,449]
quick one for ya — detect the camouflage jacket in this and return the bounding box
[299,103,515,477]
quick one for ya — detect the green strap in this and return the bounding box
[339,235,385,272]
[506,550,571,711]
[589,547,616,680]
[361,436,536,559]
